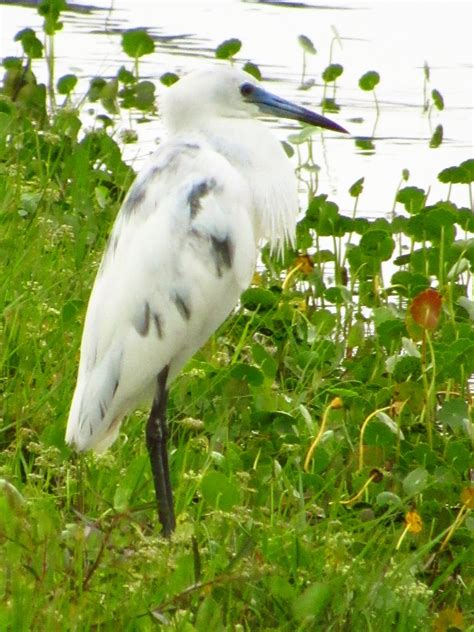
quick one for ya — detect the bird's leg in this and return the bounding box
[146,365,176,537]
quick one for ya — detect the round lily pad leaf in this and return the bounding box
[359,70,380,91]
[359,229,395,261]
[122,29,155,58]
[215,38,241,59]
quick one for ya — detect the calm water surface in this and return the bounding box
[1,0,473,215]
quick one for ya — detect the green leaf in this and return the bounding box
[445,441,471,473]
[134,80,155,110]
[459,158,474,183]
[347,321,365,348]
[404,203,456,245]
[288,126,322,144]
[100,79,119,114]
[376,492,402,507]
[311,309,336,335]
[252,344,277,379]
[359,70,380,91]
[355,137,375,152]
[88,77,107,101]
[359,229,395,261]
[160,72,179,87]
[293,582,333,621]
[438,399,470,434]
[243,62,261,80]
[349,177,364,197]
[396,186,426,214]
[117,66,136,84]
[324,286,352,305]
[403,467,429,496]
[431,88,444,110]
[230,363,264,386]
[392,356,422,382]
[57,74,77,95]
[14,28,44,59]
[2,56,22,70]
[423,61,430,81]
[38,0,66,34]
[195,596,223,632]
[429,124,443,148]
[297,340,340,371]
[320,97,340,113]
[364,419,398,446]
[122,29,155,58]
[298,34,316,55]
[375,319,406,350]
[390,271,430,298]
[322,63,343,83]
[215,38,241,60]
[438,159,474,184]
[200,471,241,511]
[241,287,278,310]
[281,140,294,158]
[305,195,346,236]
[113,455,148,512]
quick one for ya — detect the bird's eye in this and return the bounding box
[240,82,255,97]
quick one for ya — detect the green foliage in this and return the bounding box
[215,38,242,60]
[359,70,380,91]
[160,71,180,87]
[38,0,66,35]
[122,29,155,59]
[439,158,474,184]
[322,63,343,83]
[298,34,316,55]
[14,28,44,59]
[56,73,77,95]
[0,16,473,632]
[243,61,261,80]
[349,176,364,197]
[431,88,444,110]
[430,123,443,148]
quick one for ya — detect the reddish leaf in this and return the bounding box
[409,288,442,330]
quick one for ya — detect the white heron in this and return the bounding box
[66,66,347,536]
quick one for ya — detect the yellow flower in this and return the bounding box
[460,487,474,509]
[396,510,422,550]
[433,607,464,632]
[405,510,423,534]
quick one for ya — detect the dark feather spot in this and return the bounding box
[211,235,234,276]
[123,181,147,215]
[152,311,164,338]
[113,235,119,253]
[99,401,106,419]
[135,302,151,336]
[112,379,119,396]
[188,178,216,218]
[173,294,191,321]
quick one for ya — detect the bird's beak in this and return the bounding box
[245,84,348,134]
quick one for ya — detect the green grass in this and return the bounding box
[1,8,473,631]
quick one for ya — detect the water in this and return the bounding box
[1,0,473,215]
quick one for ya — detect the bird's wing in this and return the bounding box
[66,139,257,452]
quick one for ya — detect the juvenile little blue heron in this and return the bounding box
[66,66,348,536]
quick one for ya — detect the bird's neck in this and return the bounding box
[200,119,298,252]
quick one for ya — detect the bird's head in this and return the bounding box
[161,66,348,135]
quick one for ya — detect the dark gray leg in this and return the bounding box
[146,365,176,537]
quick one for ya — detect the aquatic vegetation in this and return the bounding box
[0,3,472,630]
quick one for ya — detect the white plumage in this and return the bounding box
[65,66,347,534]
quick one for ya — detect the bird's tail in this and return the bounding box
[66,357,123,453]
